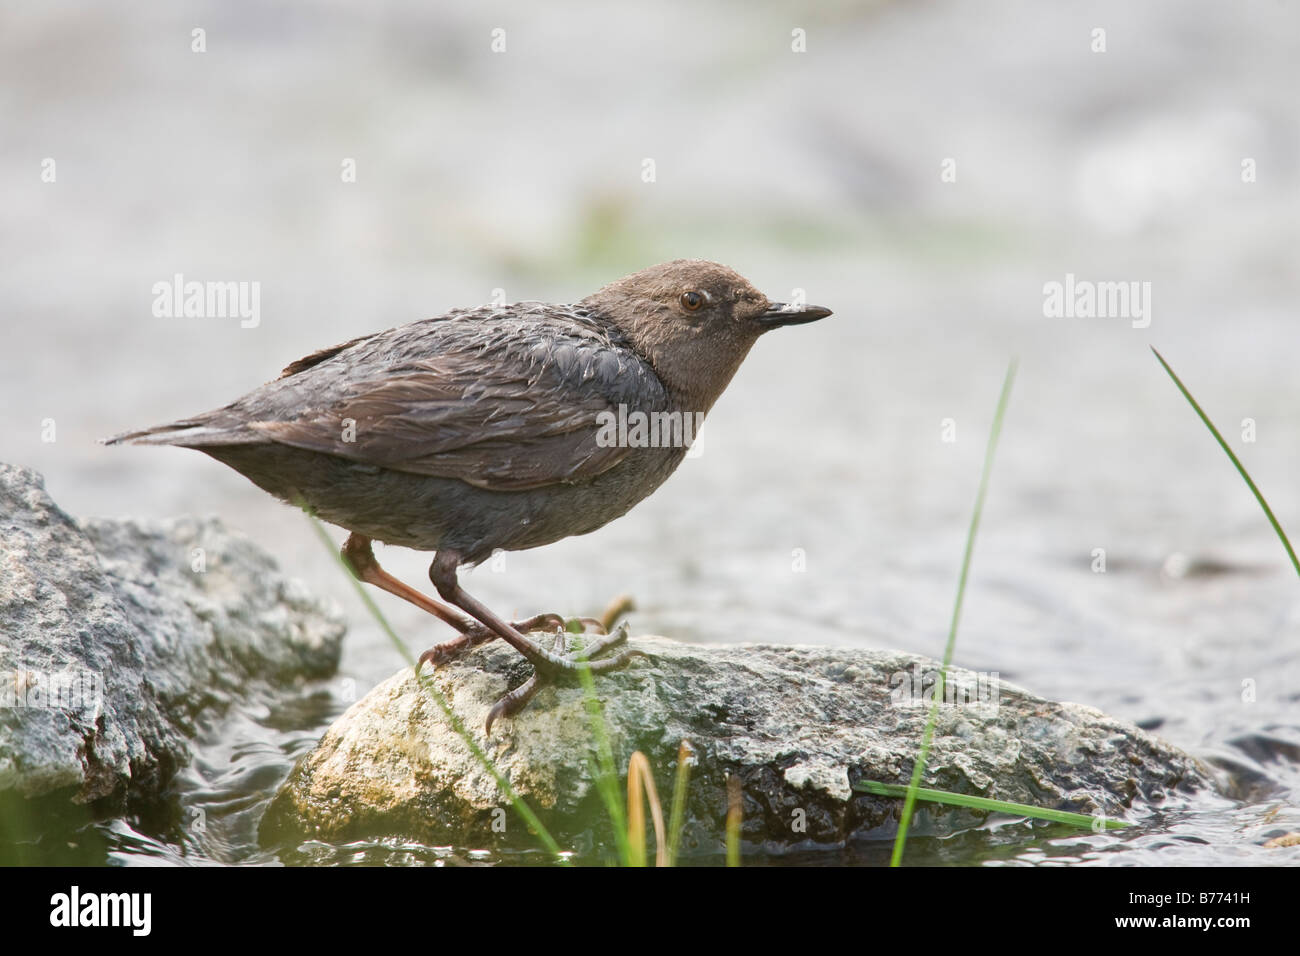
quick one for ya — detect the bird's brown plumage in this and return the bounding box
[105,259,831,553]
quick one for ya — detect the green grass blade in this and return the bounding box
[1151,347,1300,580]
[575,644,632,867]
[858,781,1130,830]
[302,512,569,863]
[891,358,1018,867]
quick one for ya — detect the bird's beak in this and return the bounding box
[755,301,833,328]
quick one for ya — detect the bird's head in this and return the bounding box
[581,259,831,408]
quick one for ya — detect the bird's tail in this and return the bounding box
[101,415,254,448]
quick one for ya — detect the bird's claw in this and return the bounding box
[484,622,642,734]
[415,612,567,672]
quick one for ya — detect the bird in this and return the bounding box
[105,259,832,731]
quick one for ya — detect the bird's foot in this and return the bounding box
[485,623,642,734]
[415,611,565,671]
[414,594,634,671]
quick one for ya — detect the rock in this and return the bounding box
[262,635,1216,858]
[0,463,345,806]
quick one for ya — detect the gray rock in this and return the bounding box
[262,635,1216,857]
[0,463,345,804]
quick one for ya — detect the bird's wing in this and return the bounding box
[278,332,380,378]
[245,310,669,491]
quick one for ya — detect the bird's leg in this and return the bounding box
[429,550,640,675]
[340,534,563,667]
[428,549,642,679]
[342,533,478,631]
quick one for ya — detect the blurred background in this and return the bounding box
[2,0,1298,864]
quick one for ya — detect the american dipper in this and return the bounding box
[106,260,831,730]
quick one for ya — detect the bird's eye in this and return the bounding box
[680,291,705,312]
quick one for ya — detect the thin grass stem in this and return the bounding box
[1151,347,1299,580]
[891,358,1017,867]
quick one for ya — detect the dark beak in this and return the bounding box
[755,301,833,328]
